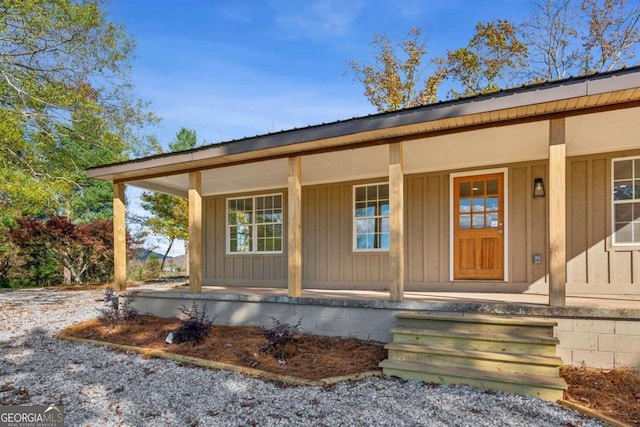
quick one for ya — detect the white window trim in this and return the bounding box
[352,182,390,253]
[611,155,640,247]
[226,193,284,255]
[449,168,509,282]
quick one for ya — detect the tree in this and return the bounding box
[140,128,197,270]
[9,216,115,285]
[442,20,528,98]
[522,0,640,81]
[0,0,158,225]
[349,1,640,110]
[348,28,445,112]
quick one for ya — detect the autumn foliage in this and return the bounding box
[3,216,118,287]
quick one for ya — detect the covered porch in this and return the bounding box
[87,67,640,308]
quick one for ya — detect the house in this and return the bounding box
[87,67,640,371]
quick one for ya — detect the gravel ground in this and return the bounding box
[0,286,604,427]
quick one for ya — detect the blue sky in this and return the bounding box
[108,0,531,147]
[105,0,531,255]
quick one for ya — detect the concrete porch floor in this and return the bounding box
[141,282,640,312]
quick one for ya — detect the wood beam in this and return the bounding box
[548,119,566,307]
[189,171,202,293]
[113,182,127,291]
[389,142,405,302]
[288,157,302,297]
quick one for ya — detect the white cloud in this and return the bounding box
[270,0,366,40]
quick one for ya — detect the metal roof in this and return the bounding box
[87,66,640,182]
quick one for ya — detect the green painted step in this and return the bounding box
[379,359,567,401]
[396,313,554,338]
[385,343,563,377]
[390,327,559,356]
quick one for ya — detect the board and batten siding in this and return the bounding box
[567,151,640,293]
[202,153,639,293]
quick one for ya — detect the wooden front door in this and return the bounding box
[453,173,504,280]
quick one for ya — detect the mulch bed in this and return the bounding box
[61,315,639,425]
[61,315,386,381]
[561,365,640,426]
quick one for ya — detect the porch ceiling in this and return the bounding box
[125,104,640,198]
[88,68,640,185]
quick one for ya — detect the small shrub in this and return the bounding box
[99,290,138,325]
[103,287,117,306]
[259,317,302,361]
[173,302,215,345]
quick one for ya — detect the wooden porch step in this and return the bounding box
[396,312,556,338]
[390,327,559,356]
[385,343,563,377]
[379,359,567,401]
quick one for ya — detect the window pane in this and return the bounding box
[459,214,471,229]
[257,239,265,251]
[355,202,367,217]
[367,185,377,200]
[230,225,252,252]
[355,186,366,202]
[459,198,471,213]
[634,222,640,243]
[356,234,368,249]
[486,213,499,228]
[380,232,389,249]
[356,218,375,234]
[636,159,640,178]
[273,196,282,209]
[486,179,499,195]
[635,180,640,200]
[379,184,389,200]
[615,204,632,222]
[614,160,633,180]
[614,181,633,200]
[472,181,484,196]
[274,239,282,251]
[459,182,471,197]
[380,201,390,215]
[365,202,376,216]
[381,217,389,233]
[473,197,485,212]
[486,197,499,211]
[472,213,484,228]
[615,222,633,243]
[256,197,264,209]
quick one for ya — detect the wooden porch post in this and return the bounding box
[189,171,202,293]
[288,157,302,297]
[389,142,404,302]
[549,118,566,306]
[113,182,127,291]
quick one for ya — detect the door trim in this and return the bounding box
[449,168,509,282]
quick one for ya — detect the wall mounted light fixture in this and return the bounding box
[533,177,545,198]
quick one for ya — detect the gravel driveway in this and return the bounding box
[0,286,603,426]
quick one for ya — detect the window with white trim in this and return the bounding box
[354,183,389,251]
[227,194,283,253]
[612,157,640,245]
